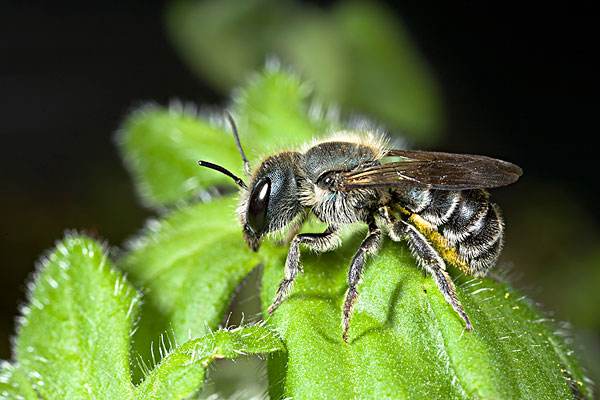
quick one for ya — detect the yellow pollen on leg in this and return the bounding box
[395,206,471,274]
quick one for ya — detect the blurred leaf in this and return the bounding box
[281,1,443,139]
[0,361,37,400]
[503,187,600,329]
[260,239,592,399]
[119,197,260,377]
[551,249,600,329]
[135,324,284,400]
[13,236,140,399]
[166,0,285,90]
[332,2,443,138]
[165,0,443,143]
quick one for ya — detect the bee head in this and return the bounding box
[239,153,303,251]
[197,114,303,251]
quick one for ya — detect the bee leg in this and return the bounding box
[342,220,382,343]
[402,221,473,331]
[268,226,340,315]
[377,205,406,242]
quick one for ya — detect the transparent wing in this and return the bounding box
[340,149,523,191]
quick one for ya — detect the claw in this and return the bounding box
[462,314,473,331]
[268,279,293,316]
[267,302,278,315]
[342,329,350,344]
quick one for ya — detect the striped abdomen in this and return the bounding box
[403,188,504,276]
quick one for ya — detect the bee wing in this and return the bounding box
[340,149,523,190]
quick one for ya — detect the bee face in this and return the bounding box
[240,152,303,251]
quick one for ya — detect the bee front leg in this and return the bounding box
[342,220,382,342]
[267,226,340,315]
[401,220,473,331]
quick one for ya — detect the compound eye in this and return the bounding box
[247,177,271,234]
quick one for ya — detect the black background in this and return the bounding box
[1,1,598,359]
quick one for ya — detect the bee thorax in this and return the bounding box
[300,180,379,225]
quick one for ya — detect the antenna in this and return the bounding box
[197,160,248,190]
[225,112,251,176]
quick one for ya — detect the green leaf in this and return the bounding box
[119,197,261,375]
[13,235,140,399]
[232,65,335,159]
[1,361,37,400]
[330,1,443,139]
[118,68,333,208]
[4,234,283,400]
[260,239,593,399]
[135,324,284,400]
[117,104,241,208]
[166,0,443,142]
[165,0,285,91]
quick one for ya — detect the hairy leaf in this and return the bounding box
[165,0,443,141]
[0,361,37,400]
[119,196,261,376]
[135,324,284,400]
[118,104,241,208]
[260,239,592,399]
[231,63,336,158]
[14,236,140,399]
[118,67,333,208]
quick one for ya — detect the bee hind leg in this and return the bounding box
[401,220,473,331]
[268,226,340,315]
[342,219,382,343]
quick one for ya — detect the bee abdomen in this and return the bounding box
[432,190,504,277]
[403,188,505,276]
[457,203,504,276]
[441,190,490,245]
[419,190,461,226]
[464,230,503,276]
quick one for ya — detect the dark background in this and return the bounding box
[1,0,598,371]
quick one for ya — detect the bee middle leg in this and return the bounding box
[342,219,382,342]
[268,226,340,315]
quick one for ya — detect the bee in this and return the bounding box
[198,115,522,342]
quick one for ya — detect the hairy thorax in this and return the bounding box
[297,138,384,226]
[299,179,379,225]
